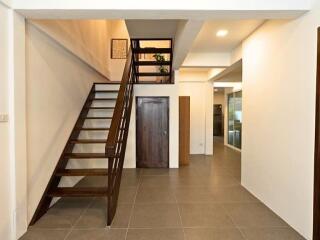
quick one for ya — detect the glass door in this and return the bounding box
[227,91,242,149]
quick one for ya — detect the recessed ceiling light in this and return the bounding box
[216,29,229,37]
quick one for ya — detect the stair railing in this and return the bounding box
[105,48,135,225]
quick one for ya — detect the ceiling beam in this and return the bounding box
[210,59,242,82]
[182,52,231,68]
[16,10,308,20]
[173,20,203,70]
[13,0,311,18]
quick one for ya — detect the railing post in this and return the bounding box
[105,48,133,226]
[106,145,115,225]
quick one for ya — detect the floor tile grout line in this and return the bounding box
[174,189,187,240]
[124,171,142,240]
[63,197,94,240]
[237,227,249,240]
[220,203,248,240]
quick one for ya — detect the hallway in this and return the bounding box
[21,139,304,240]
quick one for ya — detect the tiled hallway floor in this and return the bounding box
[20,138,305,240]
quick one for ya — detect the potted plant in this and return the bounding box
[153,53,169,82]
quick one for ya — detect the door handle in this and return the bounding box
[163,130,168,135]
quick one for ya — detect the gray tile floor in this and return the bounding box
[20,138,305,240]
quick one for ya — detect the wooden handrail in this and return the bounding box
[106,49,133,155]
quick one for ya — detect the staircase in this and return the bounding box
[30,50,135,226]
[30,39,174,227]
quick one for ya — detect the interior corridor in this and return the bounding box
[20,138,304,240]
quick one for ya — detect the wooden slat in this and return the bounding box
[138,72,171,77]
[132,48,171,54]
[314,28,320,239]
[135,61,171,66]
[48,187,108,197]
[55,169,108,176]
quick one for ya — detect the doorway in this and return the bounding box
[213,104,223,136]
[136,97,169,168]
[227,90,242,149]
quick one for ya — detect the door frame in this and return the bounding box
[135,96,170,168]
[314,27,320,240]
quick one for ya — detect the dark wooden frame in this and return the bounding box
[314,27,320,240]
[135,96,170,168]
[111,38,128,59]
[130,38,174,84]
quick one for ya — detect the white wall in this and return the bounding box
[0,4,13,240]
[26,22,106,223]
[29,19,112,78]
[109,20,129,81]
[124,73,179,168]
[241,2,320,237]
[0,5,28,239]
[29,19,130,81]
[178,70,213,155]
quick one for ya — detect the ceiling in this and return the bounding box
[190,20,264,52]
[125,19,179,38]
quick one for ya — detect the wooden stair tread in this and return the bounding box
[56,169,108,176]
[94,90,118,93]
[82,117,113,119]
[133,48,171,54]
[77,127,110,131]
[64,153,108,158]
[48,187,108,197]
[94,82,120,85]
[70,139,107,143]
[86,107,115,109]
[91,98,117,100]
[135,61,171,66]
[77,127,124,131]
[70,139,123,144]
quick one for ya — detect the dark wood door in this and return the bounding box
[136,97,169,168]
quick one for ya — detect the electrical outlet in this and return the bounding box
[0,113,9,122]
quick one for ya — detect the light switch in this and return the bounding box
[0,113,9,122]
